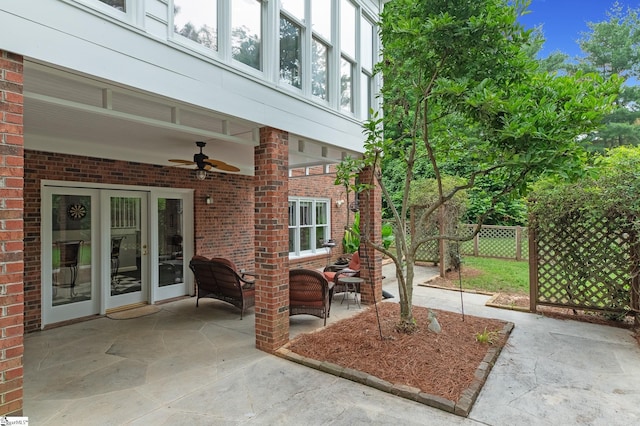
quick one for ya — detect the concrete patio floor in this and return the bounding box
[23,263,640,425]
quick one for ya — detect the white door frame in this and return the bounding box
[40,180,194,327]
[101,189,149,311]
[41,186,100,326]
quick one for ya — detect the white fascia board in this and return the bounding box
[0,1,366,153]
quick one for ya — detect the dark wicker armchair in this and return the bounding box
[189,257,255,319]
[209,257,255,283]
[289,269,333,326]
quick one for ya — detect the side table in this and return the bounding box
[338,277,363,309]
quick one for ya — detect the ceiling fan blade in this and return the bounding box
[203,158,225,167]
[203,164,213,171]
[216,163,241,172]
[169,159,195,165]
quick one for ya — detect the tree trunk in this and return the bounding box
[397,253,416,332]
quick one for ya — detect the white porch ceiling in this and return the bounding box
[23,61,356,176]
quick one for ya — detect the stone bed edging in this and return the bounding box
[276,321,515,417]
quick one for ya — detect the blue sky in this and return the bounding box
[518,0,640,58]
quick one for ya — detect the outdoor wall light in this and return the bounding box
[195,169,207,180]
[336,199,345,207]
[205,195,213,205]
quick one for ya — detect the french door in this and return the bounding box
[43,187,100,325]
[103,190,149,310]
[42,184,193,326]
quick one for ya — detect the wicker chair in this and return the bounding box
[189,257,255,319]
[289,269,333,326]
[209,257,255,283]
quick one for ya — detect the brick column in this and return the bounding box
[0,50,24,416]
[254,127,289,352]
[357,166,382,305]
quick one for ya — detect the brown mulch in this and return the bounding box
[287,302,507,403]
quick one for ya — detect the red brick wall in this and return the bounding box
[0,50,24,416]
[23,150,255,332]
[254,127,289,352]
[288,165,355,270]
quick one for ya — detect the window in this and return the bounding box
[280,16,302,88]
[99,0,126,11]
[173,0,218,51]
[312,0,331,41]
[281,0,304,20]
[340,0,356,59]
[340,56,353,112]
[312,38,328,99]
[360,16,374,118]
[289,198,330,256]
[339,0,356,113]
[232,0,262,70]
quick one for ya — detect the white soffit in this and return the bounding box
[22,61,359,175]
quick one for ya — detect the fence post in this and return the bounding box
[515,226,522,261]
[528,224,538,313]
[630,234,640,323]
[473,230,479,257]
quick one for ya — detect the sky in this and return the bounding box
[518,0,640,58]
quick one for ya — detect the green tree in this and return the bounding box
[349,0,619,331]
[575,2,640,150]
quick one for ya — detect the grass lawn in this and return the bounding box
[456,256,529,294]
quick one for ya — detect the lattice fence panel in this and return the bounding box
[460,225,528,260]
[535,215,634,313]
[385,219,440,263]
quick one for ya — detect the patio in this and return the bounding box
[23,263,640,425]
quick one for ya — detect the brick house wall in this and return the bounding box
[0,50,24,416]
[288,165,354,270]
[23,149,255,332]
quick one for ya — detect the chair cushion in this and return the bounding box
[323,271,336,281]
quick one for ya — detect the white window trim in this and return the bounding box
[289,197,331,258]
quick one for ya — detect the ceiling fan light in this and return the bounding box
[195,169,207,180]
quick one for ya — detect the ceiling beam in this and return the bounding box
[25,92,258,147]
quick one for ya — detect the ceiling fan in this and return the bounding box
[169,141,240,178]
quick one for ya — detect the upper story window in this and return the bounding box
[173,0,218,51]
[83,0,379,119]
[312,37,328,100]
[340,0,356,113]
[340,0,356,59]
[99,0,126,11]
[311,0,332,101]
[360,15,374,119]
[311,0,331,40]
[280,10,303,88]
[281,0,304,20]
[232,0,263,70]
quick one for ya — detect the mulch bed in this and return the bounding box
[287,302,508,403]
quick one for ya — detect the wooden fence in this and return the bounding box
[384,221,528,262]
[529,215,639,316]
[458,224,528,261]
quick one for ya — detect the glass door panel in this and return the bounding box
[43,187,100,326]
[106,191,148,309]
[155,195,189,300]
[51,194,92,306]
[157,198,184,287]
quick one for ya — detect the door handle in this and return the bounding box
[142,244,148,255]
